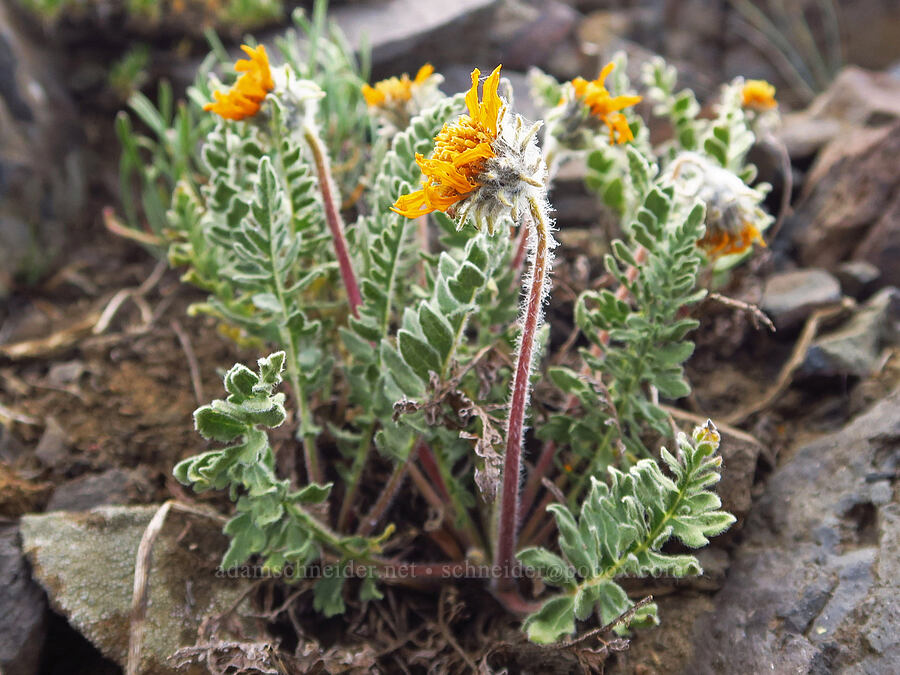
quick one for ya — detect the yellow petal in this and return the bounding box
[597,61,615,87]
[465,68,481,119]
[414,63,434,84]
[480,64,503,135]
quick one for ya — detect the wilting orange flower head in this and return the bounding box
[363,64,435,107]
[741,79,777,111]
[204,44,275,121]
[569,62,642,144]
[392,65,504,219]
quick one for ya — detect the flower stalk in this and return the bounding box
[303,126,363,318]
[495,194,554,589]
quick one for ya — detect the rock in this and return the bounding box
[496,1,579,72]
[776,66,900,159]
[0,2,85,294]
[0,523,47,675]
[803,66,900,128]
[20,505,256,675]
[33,417,70,468]
[791,121,900,275]
[834,260,881,299]
[611,387,900,675]
[46,468,142,512]
[683,388,900,674]
[777,115,844,161]
[761,268,842,331]
[327,0,500,71]
[803,287,900,377]
[854,189,900,287]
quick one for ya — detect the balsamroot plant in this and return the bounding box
[116,5,780,644]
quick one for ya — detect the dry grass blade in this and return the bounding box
[170,319,205,404]
[0,313,101,360]
[127,500,173,675]
[724,300,850,424]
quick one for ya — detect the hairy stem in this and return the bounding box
[520,245,646,523]
[495,195,553,589]
[303,126,363,318]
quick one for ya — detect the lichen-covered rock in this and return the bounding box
[20,505,255,675]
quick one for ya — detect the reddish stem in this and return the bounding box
[520,244,649,519]
[495,196,552,591]
[357,454,411,536]
[417,442,452,502]
[509,222,529,282]
[304,128,363,318]
[518,440,557,524]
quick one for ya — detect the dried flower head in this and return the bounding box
[741,79,777,111]
[664,152,769,259]
[392,65,544,233]
[204,44,275,121]
[569,63,642,144]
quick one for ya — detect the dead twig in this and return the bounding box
[724,300,850,425]
[437,587,478,671]
[128,501,174,675]
[170,319,205,405]
[0,313,100,360]
[0,401,41,427]
[127,501,227,675]
[93,259,167,335]
[540,476,566,505]
[552,595,655,650]
[707,292,776,332]
[661,404,762,446]
[103,206,164,247]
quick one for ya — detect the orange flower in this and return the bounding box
[392,65,503,219]
[204,44,274,121]
[570,62,642,144]
[741,79,777,111]
[698,221,766,258]
[362,64,435,107]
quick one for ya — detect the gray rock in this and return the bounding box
[854,188,900,287]
[46,469,138,511]
[33,417,69,468]
[0,2,85,294]
[791,121,900,277]
[20,505,256,675]
[834,260,881,299]
[495,1,579,72]
[682,388,900,674]
[761,268,842,331]
[803,287,900,377]
[0,523,46,675]
[328,0,500,67]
